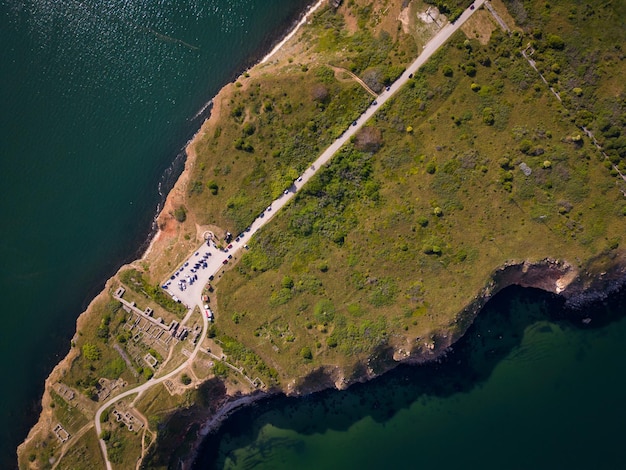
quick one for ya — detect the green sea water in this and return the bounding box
[0,1,311,467]
[195,287,626,469]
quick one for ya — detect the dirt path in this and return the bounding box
[329,65,379,97]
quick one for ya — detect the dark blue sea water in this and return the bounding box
[0,1,311,467]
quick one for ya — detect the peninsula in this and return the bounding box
[18,0,626,468]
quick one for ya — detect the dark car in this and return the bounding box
[222,259,228,264]
[209,275,214,281]
[352,121,357,126]
[228,244,233,249]
[228,254,233,259]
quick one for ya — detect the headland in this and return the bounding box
[17,0,626,468]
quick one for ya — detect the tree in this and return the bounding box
[311,84,329,103]
[362,68,385,93]
[546,34,565,50]
[180,374,192,385]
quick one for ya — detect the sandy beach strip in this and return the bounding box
[260,0,325,64]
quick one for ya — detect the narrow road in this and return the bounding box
[168,0,485,312]
[95,310,208,470]
[94,2,484,467]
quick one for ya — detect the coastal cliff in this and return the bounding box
[17,0,626,468]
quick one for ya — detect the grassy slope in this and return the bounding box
[207,0,626,385]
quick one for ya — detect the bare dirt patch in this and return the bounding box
[461,9,497,44]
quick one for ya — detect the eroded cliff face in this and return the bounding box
[287,253,626,396]
[157,253,626,470]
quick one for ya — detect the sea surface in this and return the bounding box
[194,286,626,470]
[0,0,311,467]
[2,1,625,470]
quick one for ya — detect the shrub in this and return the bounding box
[281,276,294,289]
[173,206,187,223]
[311,84,330,103]
[426,161,437,174]
[300,347,313,360]
[519,139,533,154]
[483,107,495,125]
[464,64,476,77]
[181,374,192,385]
[208,181,219,195]
[242,122,256,135]
[546,34,565,50]
[213,361,229,378]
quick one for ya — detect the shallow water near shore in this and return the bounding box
[0,1,311,466]
[194,286,626,470]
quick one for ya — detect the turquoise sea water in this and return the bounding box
[194,286,626,470]
[0,1,311,466]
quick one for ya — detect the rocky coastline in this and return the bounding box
[172,253,626,469]
[17,0,626,467]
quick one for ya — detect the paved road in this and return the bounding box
[167,0,485,312]
[94,3,484,467]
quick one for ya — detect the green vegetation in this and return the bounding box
[213,0,626,382]
[217,335,278,384]
[173,205,187,223]
[18,1,626,468]
[120,268,187,316]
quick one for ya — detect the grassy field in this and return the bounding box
[206,0,626,385]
